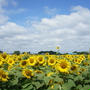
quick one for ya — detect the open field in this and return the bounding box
[0,53,90,90]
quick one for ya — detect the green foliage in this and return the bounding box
[74,75,84,81]
[22,55,29,60]
[62,79,75,90]
[38,51,59,55]
[0,50,3,53]
[13,51,20,55]
[0,54,90,90]
[81,85,90,90]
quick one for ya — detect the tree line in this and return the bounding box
[0,50,89,55]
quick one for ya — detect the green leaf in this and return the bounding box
[76,85,82,90]
[3,64,8,70]
[47,84,60,90]
[32,81,43,89]
[85,80,90,84]
[82,70,88,77]
[68,74,74,79]
[54,76,63,83]
[36,73,45,80]
[53,84,60,90]
[74,75,84,81]
[22,83,31,89]
[22,56,29,60]
[10,78,18,85]
[68,79,75,86]
[81,85,90,90]
[62,79,75,90]
[44,76,51,85]
[23,84,33,90]
[62,83,70,90]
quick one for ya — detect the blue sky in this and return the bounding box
[6,0,90,24]
[0,0,90,53]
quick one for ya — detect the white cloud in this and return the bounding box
[44,6,57,15]
[0,5,90,53]
[0,15,9,24]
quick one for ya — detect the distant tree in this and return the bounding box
[38,51,61,55]
[73,51,89,55]
[73,51,78,53]
[27,52,31,54]
[13,51,20,55]
[0,51,3,53]
[79,51,89,54]
[22,52,31,54]
[63,53,69,55]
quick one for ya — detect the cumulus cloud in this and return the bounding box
[32,6,90,52]
[0,4,90,53]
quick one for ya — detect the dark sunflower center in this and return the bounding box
[25,71,32,76]
[39,57,43,61]
[9,60,12,63]
[22,61,26,65]
[30,59,34,63]
[2,55,7,59]
[60,63,67,69]
[71,66,76,70]
[18,58,21,60]
[50,59,54,63]
[81,68,85,71]
[2,74,6,78]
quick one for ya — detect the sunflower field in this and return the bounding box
[0,52,90,90]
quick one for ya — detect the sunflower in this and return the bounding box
[47,72,54,77]
[35,70,43,74]
[74,58,82,64]
[8,65,13,71]
[56,46,60,49]
[51,85,54,89]
[70,64,78,72]
[22,69,34,78]
[76,72,81,75]
[55,59,71,73]
[0,70,4,78]
[28,57,36,66]
[45,53,49,55]
[37,56,45,65]
[1,73,9,82]
[79,55,85,59]
[20,60,28,68]
[0,59,3,66]
[1,52,7,59]
[66,55,73,61]
[17,56,22,61]
[83,62,89,66]
[0,57,4,65]
[48,79,53,85]
[7,58,15,66]
[0,70,9,82]
[48,58,56,66]
[88,55,90,60]
[80,68,86,72]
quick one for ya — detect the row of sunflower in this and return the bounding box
[0,52,90,90]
